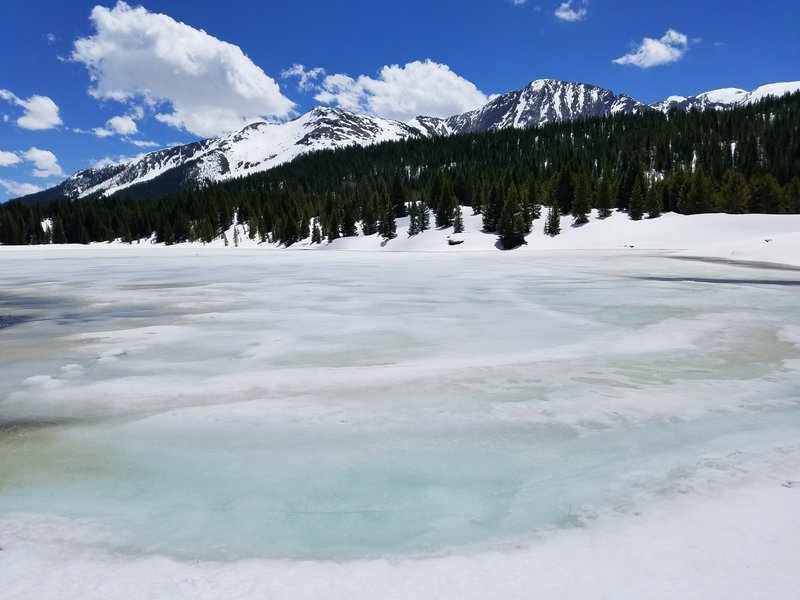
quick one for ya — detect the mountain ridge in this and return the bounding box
[17,78,800,204]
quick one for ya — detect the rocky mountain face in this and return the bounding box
[21,79,799,203]
[421,79,646,135]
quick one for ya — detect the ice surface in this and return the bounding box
[1,248,799,596]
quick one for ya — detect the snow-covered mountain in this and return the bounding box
[74,107,421,199]
[21,79,800,203]
[418,79,646,135]
[650,81,800,112]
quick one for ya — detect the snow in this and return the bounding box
[697,87,748,105]
[77,108,420,198]
[2,478,798,600]
[746,81,800,103]
[284,210,800,268]
[2,213,800,597]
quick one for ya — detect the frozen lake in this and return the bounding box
[1,247,799,594]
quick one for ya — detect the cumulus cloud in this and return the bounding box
[23,148,65,178]
[511,0,528,5]
[613,29,690,68]
[315,60,489,122]
[0,179,42,196]
[71,1,295,137]
[554,1,587,22]
[0,89,62,130]
[0,151,21,167]
[93,114,139,138]
[281,64,326,91]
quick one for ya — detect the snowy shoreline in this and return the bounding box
[4,211,800,268]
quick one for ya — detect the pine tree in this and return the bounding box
[571,175,591,225]
[679,166,714,214]
[646,185,663,219]
[785,176,800,214]
[719,169,750,214]
[407,201,420,236]
[628,175,646,220]
[452,204,464,233]
[596,178,613,218]
[311,218,322,244]
[378,198,397,240]
[615,162,641,211]
[390,173,408,218]
[360,186,379,235]
[498,183,526,249]
[51,218,67,244]
[482,182,502,232]
[435,178,456,228]
[326,207,341,242]
[544,199,561,236]
[554,170,575,216]
[750,174,786,213]
[419,200,430,231]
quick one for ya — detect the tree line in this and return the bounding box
[1,92,798,248]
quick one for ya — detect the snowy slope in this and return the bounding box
[77,107,421,198]
[651,81,800,112]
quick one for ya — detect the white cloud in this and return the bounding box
[315,60,489,122]
[554,1,587,22]
[281,64,326,91]
[511,0,528,5]
[0,151,21,167]
[128,139,161,148]
[93,114,139,138]
[0,179,42,196]
[23,148,65,178]
[613,29,690,68]
[71,1,295,137]
[0,89,62,130]
[108,115,138,135]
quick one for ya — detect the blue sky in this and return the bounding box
[1,0,798,201]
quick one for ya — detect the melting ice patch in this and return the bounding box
[0,248,799,595]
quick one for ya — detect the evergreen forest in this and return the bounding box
[1,93,799,249]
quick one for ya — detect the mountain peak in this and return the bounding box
[18,77,800,205]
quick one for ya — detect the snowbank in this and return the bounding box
[4,211,798,268]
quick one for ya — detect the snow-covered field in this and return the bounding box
[91,209,799,268]
[1,214,800,599]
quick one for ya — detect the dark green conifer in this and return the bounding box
[498,183,526,249]
[628,175,646,220]
[544,200,561,236]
